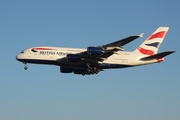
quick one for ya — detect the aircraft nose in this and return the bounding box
[16,51,25,62]
[16,54,23,61]
[16,54,20,61]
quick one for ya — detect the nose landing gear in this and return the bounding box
[23,62,28,70]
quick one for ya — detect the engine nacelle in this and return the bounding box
[66,54,82,62]
[74,69,87,74]
[60,66,74,73]
[87,47,103,55]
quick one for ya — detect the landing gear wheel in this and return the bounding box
[24,66,28,70]
[23,62,28,70]
[86,63,90,69]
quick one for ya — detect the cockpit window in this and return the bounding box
[21,51,24,53]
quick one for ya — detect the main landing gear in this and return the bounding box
[84,63,100,75]
[23,62,28,70]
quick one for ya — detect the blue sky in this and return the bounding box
[0,0,179,120]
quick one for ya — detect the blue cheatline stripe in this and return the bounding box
[145,42,160,48]
[31,49,38,52]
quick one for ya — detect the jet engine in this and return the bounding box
[73,69,87,75]
[60,66,74,73]
[66,54,82,62]
[87,47,103,55]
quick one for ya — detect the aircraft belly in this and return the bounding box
[98,63,132,69]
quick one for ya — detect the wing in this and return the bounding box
[81,33,144,62]
[56,33,144,75]
[102,33,144,50]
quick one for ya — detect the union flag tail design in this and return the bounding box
[134,27,169,56]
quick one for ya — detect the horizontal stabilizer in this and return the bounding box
[140,51,175,60]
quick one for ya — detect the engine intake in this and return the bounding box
[87,47,103,55]
[66,54,82,62]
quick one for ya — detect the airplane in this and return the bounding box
[16,27,175,76]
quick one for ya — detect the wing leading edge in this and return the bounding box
[102,33,144,50]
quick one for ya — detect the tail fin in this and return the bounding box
[134,27,169,56]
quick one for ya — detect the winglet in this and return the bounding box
[139,33,144,38]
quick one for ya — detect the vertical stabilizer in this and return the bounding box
[134,27,169,56]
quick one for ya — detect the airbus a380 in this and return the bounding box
[16,27,175,75]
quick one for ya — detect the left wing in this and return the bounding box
[102,33,144,51]
[81,33,144,62]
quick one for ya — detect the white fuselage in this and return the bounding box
[16,46,159,69]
